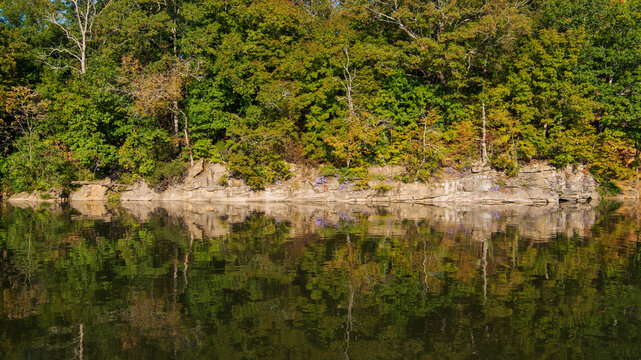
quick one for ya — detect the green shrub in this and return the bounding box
[319,164,340,178]
[228,151,291,190]
[341,167,369,182]
[192,138,224,163]
[598,180,621,197]
[146,159,187,188]
[217,173,229,186]
[373,183,393,193]
[107,191,121,204]
[353,179,370,190]
[118,128,173,177]
[118,173,142,185]
[491,154,520,177]
[319,165,369,182]
[226,128,292,190]
[3,138,77,193]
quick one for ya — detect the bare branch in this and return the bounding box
[341,46,356,118]
[367,1,420,40]
[45,47,83,62]
[46,15,82,49]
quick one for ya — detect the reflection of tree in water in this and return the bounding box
[3,203,641,358]
[343,233,355,360]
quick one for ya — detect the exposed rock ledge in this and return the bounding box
[7,188,66,203]
[48,160,599,205]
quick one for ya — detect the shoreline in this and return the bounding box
[6,160,609,206]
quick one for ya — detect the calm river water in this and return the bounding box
[1,201,641,359]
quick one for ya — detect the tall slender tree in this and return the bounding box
[44,0,112,74]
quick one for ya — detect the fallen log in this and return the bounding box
[70,181,127,187]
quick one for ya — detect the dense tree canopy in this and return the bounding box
[1,0,640,191]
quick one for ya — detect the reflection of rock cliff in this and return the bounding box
[69,200,116,221]
[5,197,601,243]
[117,201,598,242]
[6,200,65,213]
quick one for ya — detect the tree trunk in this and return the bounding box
[44,0,109,75]
[78,323,84,360]
[481,102,488,165]
[183,112,194,166]
[343,47,356,119]
[482,238,488,304]
[172,102,179,136]
[80,30,87,74]
[342,46,356,169]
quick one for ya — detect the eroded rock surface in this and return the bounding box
[8,188,66,203]
[117,162,599,205]
[69,182,110,201]
[9,161,601,205]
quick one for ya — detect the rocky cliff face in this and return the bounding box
[69,183,110,202]
[7,188,66,203]
[8,160,601,205]
[117,160,599,205]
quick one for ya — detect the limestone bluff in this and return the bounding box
[11,160,600,205]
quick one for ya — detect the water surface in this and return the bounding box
[1,201,641,359]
